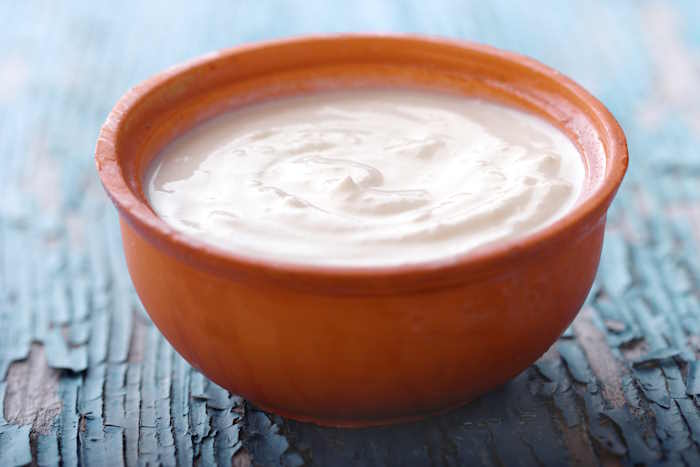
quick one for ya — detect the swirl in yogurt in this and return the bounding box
[147,90,586,266]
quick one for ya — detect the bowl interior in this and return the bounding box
[96,35,627,290]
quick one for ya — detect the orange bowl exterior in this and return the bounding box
[96,35,628,426]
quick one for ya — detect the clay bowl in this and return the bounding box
[95,35,627,427]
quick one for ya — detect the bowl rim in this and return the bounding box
[95,33,628,292]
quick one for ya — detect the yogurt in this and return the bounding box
[146,89,586,266]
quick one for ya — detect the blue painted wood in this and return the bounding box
[1,0,700,465]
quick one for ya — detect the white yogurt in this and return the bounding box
[147,89,585,266]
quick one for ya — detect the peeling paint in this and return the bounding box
[3,345,61,433]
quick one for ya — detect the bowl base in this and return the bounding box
[250,397,477,428]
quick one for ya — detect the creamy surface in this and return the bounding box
[147,90,585,266]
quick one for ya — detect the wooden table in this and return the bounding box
[2,1,700,465]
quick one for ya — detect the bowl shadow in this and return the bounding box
[244,364,575,466]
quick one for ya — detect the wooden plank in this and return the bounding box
[1,0,700,465]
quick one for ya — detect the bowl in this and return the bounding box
[95,34,628,427]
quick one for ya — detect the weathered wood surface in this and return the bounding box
[2,0,700,465]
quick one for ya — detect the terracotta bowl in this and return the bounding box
[95,35,627,427]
